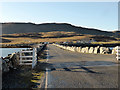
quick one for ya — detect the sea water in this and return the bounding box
[0,48,29,57]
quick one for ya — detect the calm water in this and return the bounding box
[0,47,115,57]
[109,47,114,50]
[0,48,29,57]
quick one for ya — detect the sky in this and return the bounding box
[1,2,118,31]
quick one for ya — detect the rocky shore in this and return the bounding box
[1,52,20,73]
[1,44,47,73]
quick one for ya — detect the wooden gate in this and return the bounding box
[19,48,37,68]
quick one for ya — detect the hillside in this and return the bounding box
[1,22,119,37]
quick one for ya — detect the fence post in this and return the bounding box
[116,46,120,61]
[32,48,35,68]
[32,48,37,68]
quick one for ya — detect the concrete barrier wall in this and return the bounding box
[53,43,116,55]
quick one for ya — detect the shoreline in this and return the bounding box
[1,43,120,48]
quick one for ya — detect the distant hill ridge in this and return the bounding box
[1,22,119,37]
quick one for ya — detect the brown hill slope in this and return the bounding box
[1,22,118,37]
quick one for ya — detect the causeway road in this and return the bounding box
[41,44,118,88]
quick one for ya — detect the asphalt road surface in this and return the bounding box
[41,44,118,88]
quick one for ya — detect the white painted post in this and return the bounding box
[34,48,37,67]
[32,48,37,68]
[32,48,35,68]
[116,46,120,61]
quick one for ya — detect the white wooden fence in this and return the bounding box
[19,48,37,68]
[116,46,120,60]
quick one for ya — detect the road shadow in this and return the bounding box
[39,61,118,74]
[48,56,55,59]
